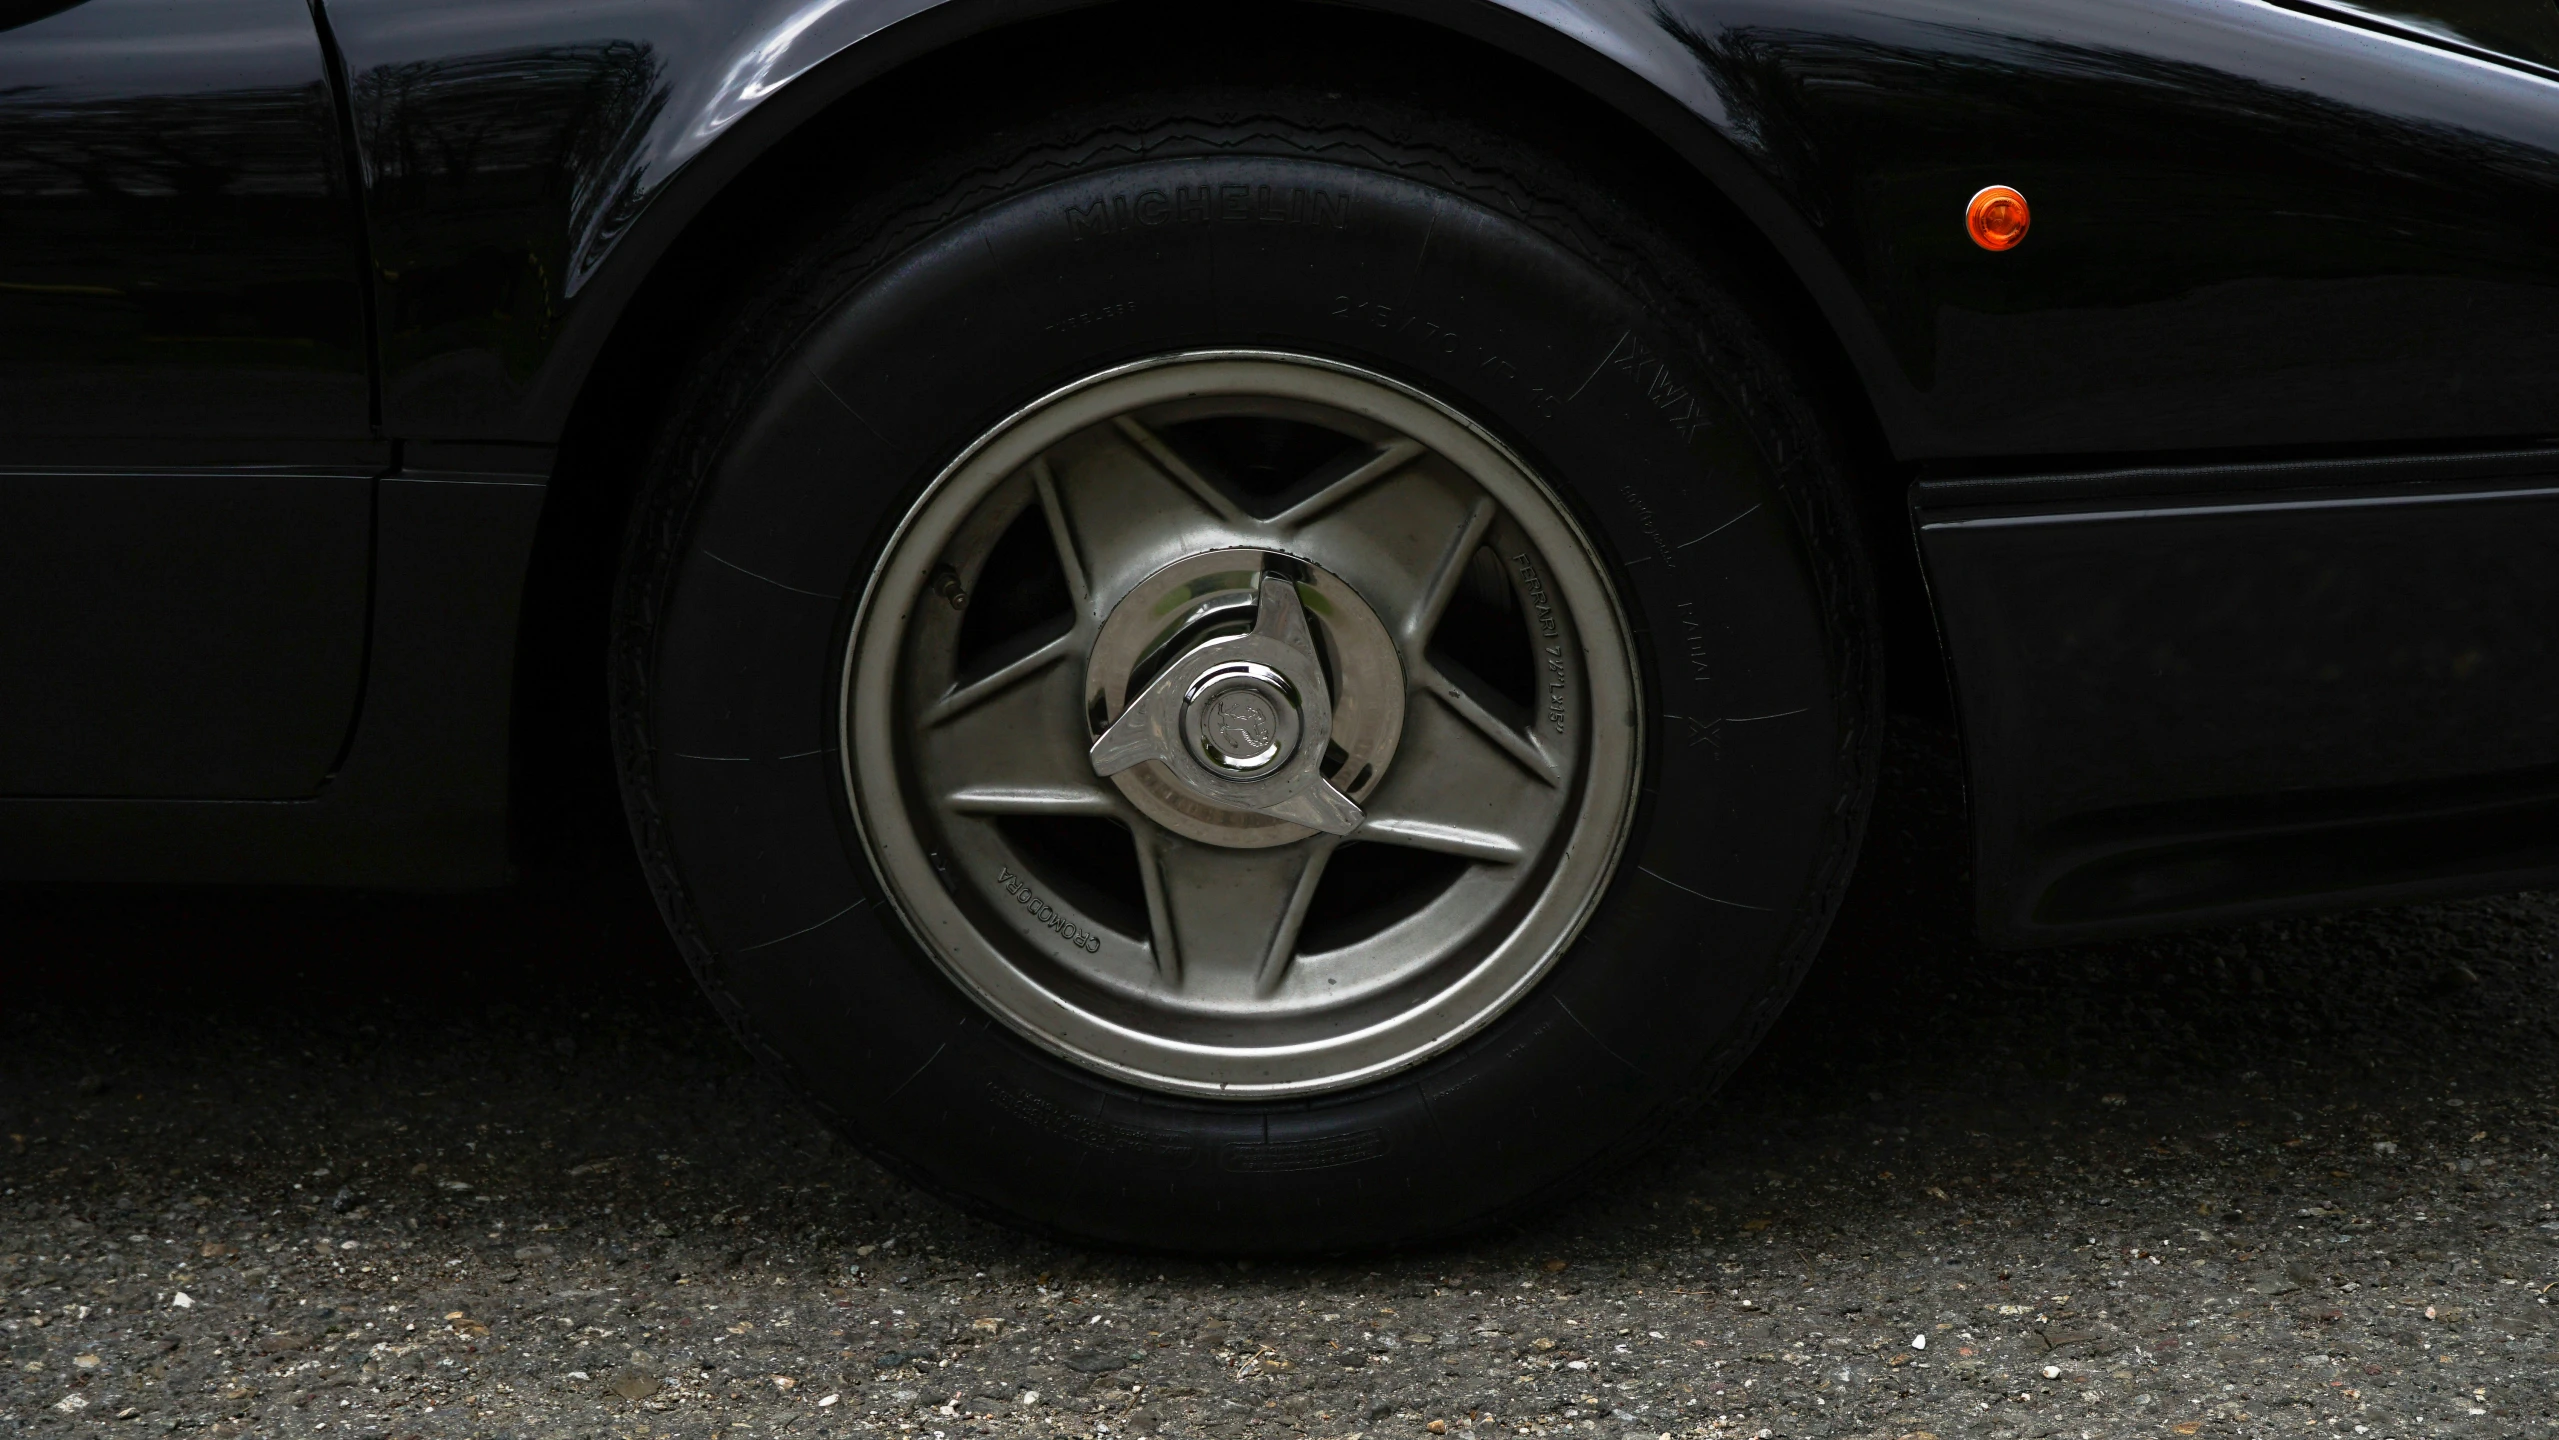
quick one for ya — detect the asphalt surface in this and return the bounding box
[6,718,2558,1440]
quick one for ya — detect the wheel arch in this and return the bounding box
[513,0,1941,875]
[536,0,1915,470]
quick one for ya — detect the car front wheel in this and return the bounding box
[612,87,1878,1251]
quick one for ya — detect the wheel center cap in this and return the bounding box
[1186,664,1299,777]
[1086,554,1393,842]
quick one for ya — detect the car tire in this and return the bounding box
[611,86,1880,1252]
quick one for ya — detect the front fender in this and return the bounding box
[326,0,2559,459]
[320,0,1915,449]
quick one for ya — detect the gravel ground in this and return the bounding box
[6,719,2559,1440]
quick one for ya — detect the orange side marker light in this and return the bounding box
[1966,185,2030,251]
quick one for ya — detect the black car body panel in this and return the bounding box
[0,0,371,446]
[1918,450,2559,945]
[1689,0,2559,458]
[4,0,2557,934]
[317,0,2559,459]
[0,0,380,802]
[0,446,546,886]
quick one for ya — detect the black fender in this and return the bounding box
[328,0,2559,461]
[327,0,1917,450]
[318,0,2559,938]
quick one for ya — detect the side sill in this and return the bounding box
[1915,447,2559,946]
[0,450,552,887]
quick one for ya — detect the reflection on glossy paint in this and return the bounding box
[696,0,858,141]
[1661,0,2559,453]
[0,0,369,441]
[328,0,938,433]
[348,36,666,425]
[327,0,2559,455]
[2276,0,2559,75]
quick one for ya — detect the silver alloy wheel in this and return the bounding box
[844,352,1640,1096]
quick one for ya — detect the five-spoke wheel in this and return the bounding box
[847,353,1639,1094]
[614,87,1877,1250]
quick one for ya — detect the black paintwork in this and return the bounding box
[0,465,375,798]
[0,0,383,800]
[0,450,550,886]
[1918,451,2559,945]
[312,0,2559,458]
[0,0,371,443]
[2266,0,2559,75]
[5,0,2559,939]
[1683,0,2559,456]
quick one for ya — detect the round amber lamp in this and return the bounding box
[1966,185,2030,251]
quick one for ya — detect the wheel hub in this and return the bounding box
[1085,551,1403,849]
[1187,664,1295,776]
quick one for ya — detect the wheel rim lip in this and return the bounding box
[841,350,1645,1097]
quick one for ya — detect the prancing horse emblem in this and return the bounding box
[1206,692,1274,758]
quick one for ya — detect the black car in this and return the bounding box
[9,0,2558,1250]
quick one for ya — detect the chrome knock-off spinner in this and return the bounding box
[1085,552,1403,848]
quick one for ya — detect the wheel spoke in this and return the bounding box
[1357,688,1558,860]
[1112,415,1250,525]
[1130,821,1182,985]
[922,651,1113,812]
[1414,659,1561,785]
[1030,455,1092,614]
[921,632,1075,728]
[1267,438,1428,531]
[1393,491,1563,785]
[944,784,1119,816]
[1150,830,1336,996]
[1353,817,1522,863]
[1255,832,1338,993]
[1046,421,1256,607]
[1400,495,1497,655]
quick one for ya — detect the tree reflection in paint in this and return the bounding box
[353,40,666,424]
